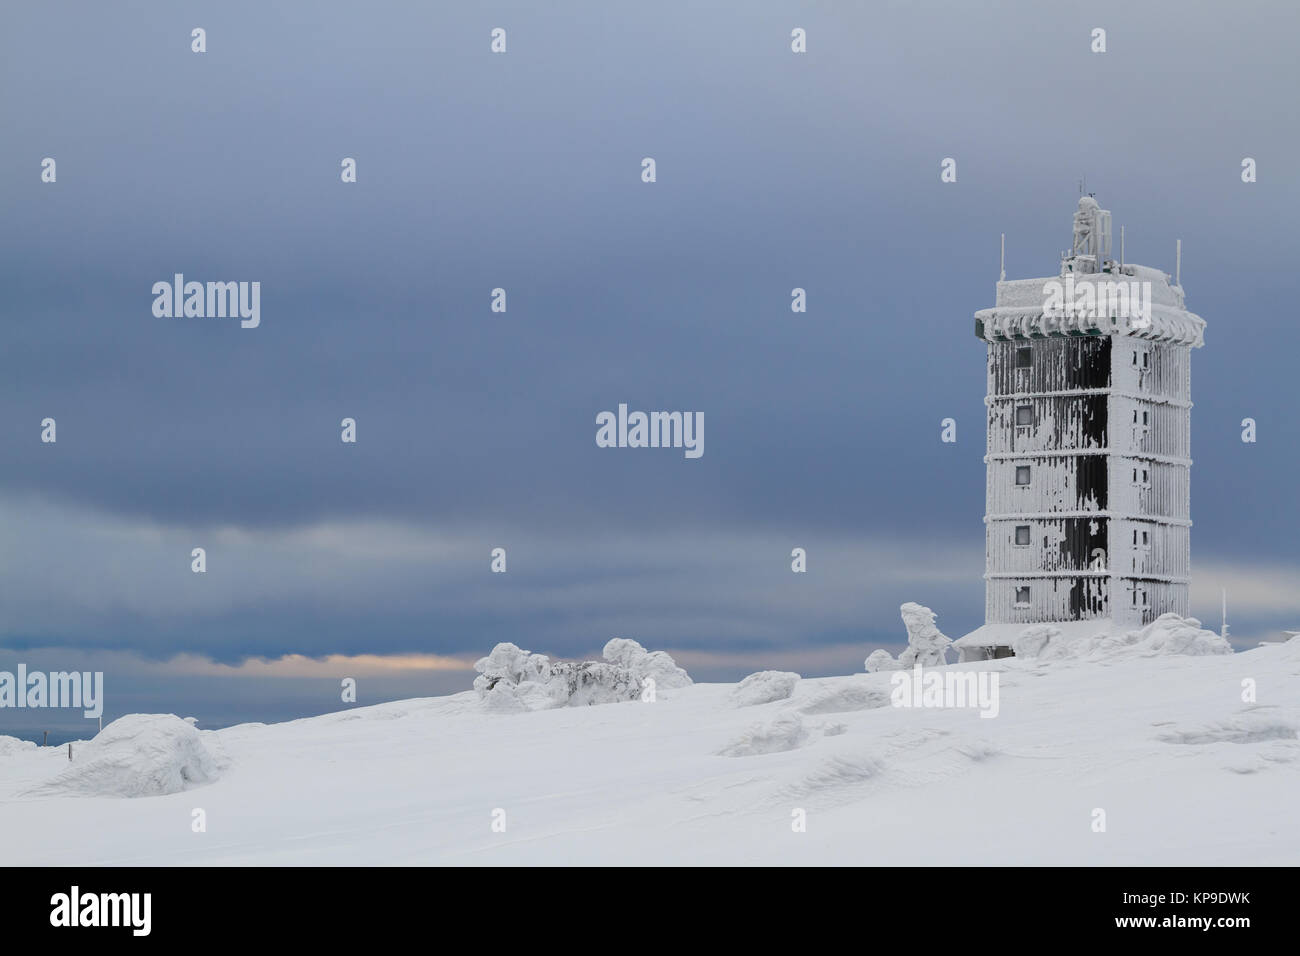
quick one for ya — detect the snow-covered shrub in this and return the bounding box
[473,638,691,712]
[864,649,902,673]
[730,670,800,707]
[26,714,225,798]
[602,638,693,692]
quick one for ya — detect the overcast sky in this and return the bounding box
[2,0,1297,728]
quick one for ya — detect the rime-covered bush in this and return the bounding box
[865,603,952,671]
[898,603,952,667]
[864,649,902,673]
[473,638,692,712]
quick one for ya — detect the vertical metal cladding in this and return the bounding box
[975,199,1205,631]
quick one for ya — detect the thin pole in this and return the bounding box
[1120,226,1125,268]
[999,233,1006,281]
[1176,239,1182,287]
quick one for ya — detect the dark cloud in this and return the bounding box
[1,1,1296,672]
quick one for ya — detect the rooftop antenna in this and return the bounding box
[1221,588,1229,640]
[1120,225,1125,268]
[999,233,1006,281]
[1175,239,1182,287]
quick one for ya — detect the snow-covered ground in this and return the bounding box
[2,631,1298,865]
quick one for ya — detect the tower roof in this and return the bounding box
[975,199,1205,347]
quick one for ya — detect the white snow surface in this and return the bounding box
[1,632,1297,864]
[0,735,38,757]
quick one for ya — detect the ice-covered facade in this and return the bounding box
[959,198,1206,659]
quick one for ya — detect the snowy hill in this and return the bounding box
[2,632,1297,866]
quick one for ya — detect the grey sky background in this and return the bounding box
[2,1,1297,731]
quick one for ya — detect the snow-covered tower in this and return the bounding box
[957,197,1205,659]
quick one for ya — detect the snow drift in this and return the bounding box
[716,711,845,757]
[1012,613,1232,661]
[0,735,38,757]
[26,714,226,798]
[473,638,692,712]
[730,670,800,706]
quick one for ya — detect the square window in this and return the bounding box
[1015,586,1031,606]
[1015,465,1031,486]
[1015,525,1031,546]
[1015,405,1034,426]
[1016,346,1032,369]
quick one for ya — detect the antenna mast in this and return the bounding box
[1000,233,1006,281]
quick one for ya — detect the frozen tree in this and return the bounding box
[897,602,952,667]
[863,604,951,671]
[473,638,691,712]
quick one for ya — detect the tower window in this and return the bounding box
[1015,586,1031,607]
[1015,525,1031,546]
[1015,346,1032,369]
[1015,465,1031,486]
[1015,405,1034,427]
